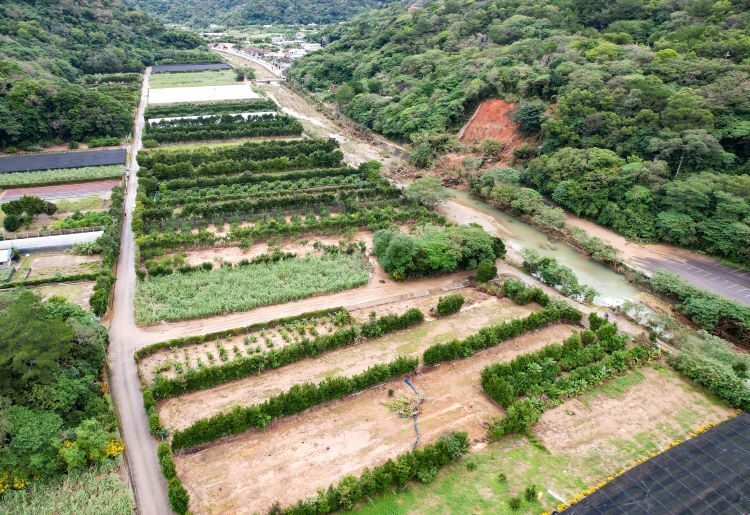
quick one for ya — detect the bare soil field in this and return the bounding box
[174,323,576,514]
[158,295,535,431]
[10,252,101,282]
[148,85,260,105]
[0,179,120,202]
[534,367,733,456]
[459,99,526,162]
[31,281,95,309]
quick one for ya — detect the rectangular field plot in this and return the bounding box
[155,293,534,432]
[148,85,260,105]
[1,180,120,203]
[144,113,301,144]
[6,252,102,284]
[0,149,126,173]
[144,99,277,119]
[149,70,237,89]
[135,253,370,324]
[152,63,231,73]
[30,281,96,310]
[0,165,123,189]
[173,323,577,513]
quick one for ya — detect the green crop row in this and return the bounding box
[0,165,124,188]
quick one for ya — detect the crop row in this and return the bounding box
[146,308,424,398]
[145,99,278,119]
[0,165,124,188]
[148,113,277,128]
[156,173,367,205]
[138,139,338,169]
[170,356,418,450]
[141,150,343,181]
[134,253,370,324]
[156,166,358,192]
[144,116,303,144]
[135,204,442,253]
[161,187,400,220]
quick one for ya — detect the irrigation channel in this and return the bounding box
[448,189,641,306]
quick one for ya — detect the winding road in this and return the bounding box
[107,67,172,515]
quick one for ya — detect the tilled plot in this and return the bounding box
[158,296,534,431]
[174,323,577,514]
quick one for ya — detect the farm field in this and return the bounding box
[149,70,237,89]
[148,84,261,104]
[5,251,102,284]
[0,149,126,172]
[354,367,733,515]
[0,165,124,189]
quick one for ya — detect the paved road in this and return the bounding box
[631,253,750,305]
[0,230,102,251]
[106,67,172,515]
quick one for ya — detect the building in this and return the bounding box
[0,249,12,268]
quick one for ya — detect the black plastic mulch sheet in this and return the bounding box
[0,149,127,173]
[564,412,750,514]
[152,63,231,73]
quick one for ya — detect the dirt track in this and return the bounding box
[175,323,577,514]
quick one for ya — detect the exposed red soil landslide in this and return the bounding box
[459,99,524,162]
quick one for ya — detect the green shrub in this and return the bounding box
[436,294,464,317]
[524,484,538,502]
[508,496,522,511]
[167,477,190,514]
[3,213,22,232]
[522,249,597,303]
[475,260,497,282]
[501,278,549,306]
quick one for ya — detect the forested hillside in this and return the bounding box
[290,0,750,264]
[127,0,400,26]
[0,0,210,150]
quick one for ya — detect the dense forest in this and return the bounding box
[0,290,124,489]
[0,0,210,150]
[127,0,401,26]
[290,0,750,265]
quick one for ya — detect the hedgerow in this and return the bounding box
[138,139,338,169]
[144,114,303,143]
[90,185,124,316]
[423,301,582,366]
[145,99,277,118]
[146,308,424,398]
[157,443,189,514]
[277,432,470,513]
[171,356,418,450]
[482,325,658,438]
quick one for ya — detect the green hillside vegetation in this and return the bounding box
[127,0,401,27]
[290,0,750,265]
[0,0,208,150]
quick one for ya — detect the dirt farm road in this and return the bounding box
[107,67,173,515]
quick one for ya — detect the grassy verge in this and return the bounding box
[135,253,369,324]
[0,460,133,515]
